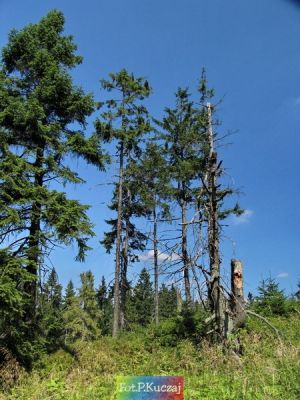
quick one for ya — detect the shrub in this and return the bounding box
[252,278,291,316]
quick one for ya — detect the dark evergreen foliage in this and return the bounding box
[0,10,106,365]
[128,268,154,326]
[159,284,178,319]
[1,10,297,382]
[39,268,64,352]
[253,278,290,316]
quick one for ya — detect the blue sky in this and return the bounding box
[1,0,299,295]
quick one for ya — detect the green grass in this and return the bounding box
[1,314,299,400]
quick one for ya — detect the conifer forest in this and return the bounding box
[0,4,299,400]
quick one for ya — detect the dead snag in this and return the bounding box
[230,259,246,329]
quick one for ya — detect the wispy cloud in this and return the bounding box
[277,272,289,279]
[232,209,254,225]
[139,250,180,263]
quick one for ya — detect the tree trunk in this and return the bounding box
[206,103,227,341]
[112,141,124,337]
[191,262,206,309]
[120,209,129,330]
[230,259,246,329]
[26,145,44,321]
[181,186,192,306]
[153,206,159,325]
[176,287,182,314]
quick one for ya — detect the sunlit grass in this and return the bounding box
[2,314,299,400]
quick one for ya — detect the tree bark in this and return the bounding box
[112,141,124,337]
[120,203,129,330]
[26,145,44,321]
[206,103,227,340]
[181,189,192,306]
[230,259,246,329]
[153,206,159,325]
[176,287,182,314]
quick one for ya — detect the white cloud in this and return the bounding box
[232,209,254,225]
[277,272,289,279]
[139,250,180,263]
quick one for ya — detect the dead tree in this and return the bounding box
[204,104,246,340]
[181,184,192,306]
[230,259,246,329]
[205,103,228,340]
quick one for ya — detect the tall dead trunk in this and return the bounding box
[112,141,124,337]
[230,259,246,329]
[181,188,192,306]
[153,205,159,325]
[206,103,227,340]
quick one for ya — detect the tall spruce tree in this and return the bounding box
[100,181,148,330]
[158,88,204,306]
[130,142,171,324]
[95,69,151,336]
[0,11,106,326]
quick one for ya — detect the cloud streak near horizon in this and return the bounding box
[139,250,180,263]
[277,272,289,279]
[231,209,254,225]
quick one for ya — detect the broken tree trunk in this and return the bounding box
[230,259,246,329]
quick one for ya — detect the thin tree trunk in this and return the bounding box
[120,207,129,330]
[181,187,192,306]
[176,287,182,313]
[26,145,44,321]
[191,262,206,309]
[153,206,159,325]
[206,103,227,340]
[112,141,124,337]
